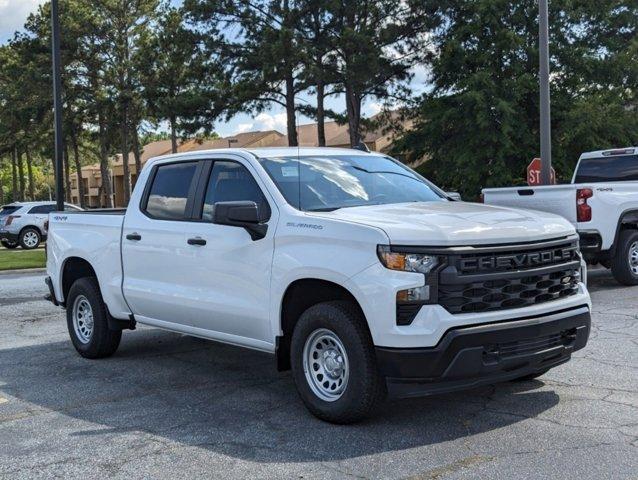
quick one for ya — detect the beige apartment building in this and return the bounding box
[70,114,410,208]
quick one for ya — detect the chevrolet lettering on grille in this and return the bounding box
[459,246,578,273]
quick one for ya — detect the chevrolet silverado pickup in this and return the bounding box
[46,147,591,423]
[483,147,638,285]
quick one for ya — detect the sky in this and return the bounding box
[0,0,428,138]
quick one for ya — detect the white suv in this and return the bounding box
[0,202,82,250]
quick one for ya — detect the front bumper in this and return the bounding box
[376,306,590,398]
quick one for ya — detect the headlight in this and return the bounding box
[378,246,444,326]
[377,245,438,274]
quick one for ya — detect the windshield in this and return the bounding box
[575,154,638,183]
[257,154,446,211]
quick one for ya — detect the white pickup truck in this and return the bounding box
[483,147,638,285]
[46,147,591,423]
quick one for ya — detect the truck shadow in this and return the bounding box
[1,328,560,463]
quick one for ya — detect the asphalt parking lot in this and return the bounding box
[0,269,636,479]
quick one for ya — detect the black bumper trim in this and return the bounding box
[578,230,602,253]
[44,276,62,307]
[376,308,591,399]
[0,232,19,244]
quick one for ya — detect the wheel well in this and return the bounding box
[276,279,365,371]
[20,225,42,237]
[62,257,97,302]
[612,211,638,255]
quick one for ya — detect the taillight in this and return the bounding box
[576,188,593,222]
[5,215,20,226]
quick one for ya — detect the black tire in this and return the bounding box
[512,369,549,382]
[290,300,385,424]
[19,227,41,250]
[1,240,18,249]
[611,229,638,286]
[66,277,121,359]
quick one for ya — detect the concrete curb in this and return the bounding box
[0,268,46,276]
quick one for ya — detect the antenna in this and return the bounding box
[352,141,370,153]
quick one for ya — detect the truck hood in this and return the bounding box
[310,201,575,246]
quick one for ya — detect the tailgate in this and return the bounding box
[482,185,577,224]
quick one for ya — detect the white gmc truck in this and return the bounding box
[46,147,591,423]
[484,147,638,285]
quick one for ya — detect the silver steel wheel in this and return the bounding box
[303,328,349,402]
[22,231,39,248]
[629,241,638,275]
[72,295,94,344]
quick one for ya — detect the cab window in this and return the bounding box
[144,162,198,220]
[200,161,270,222]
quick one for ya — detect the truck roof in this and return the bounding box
[145,146,384,166]
[579,147,637,159]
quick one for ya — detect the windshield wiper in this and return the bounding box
[350,165,422,182]
[307,207,342,212]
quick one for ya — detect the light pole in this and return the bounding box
[51,0,65,210]
[539,0,552,185]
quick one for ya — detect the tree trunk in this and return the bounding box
[170,115,178,153]
[98,112,114,208]
[121,115,132,204]
[17,149,25,201]
[316,79,326,147]
[285,73,298,146]
[345,83,361,147]
[25,147,35,200]
[0,158,4,204]
[11,147,18,201]
[132,127,142,188]
[71,133,86,208]
[63,145,72,202]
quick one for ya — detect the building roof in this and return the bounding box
[76,112,409,174]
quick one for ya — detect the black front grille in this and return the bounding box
[439,267,579,314]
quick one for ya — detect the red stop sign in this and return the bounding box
[527,158,556,185]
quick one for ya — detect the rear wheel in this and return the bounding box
[66,277,121,358]
[611,229,638,285]
[19,227,41,250]
[1,240,18,249]
[290,301,385,424]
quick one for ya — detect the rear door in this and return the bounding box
[28,204,56,233]
[121,160,203,328]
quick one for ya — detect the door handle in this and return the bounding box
[126,233,142,241]
[187,237,207,246]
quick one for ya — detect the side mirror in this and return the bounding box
[213,201,268,241]
[446,191,462,201]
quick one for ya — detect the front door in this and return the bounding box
[181,158,277,346]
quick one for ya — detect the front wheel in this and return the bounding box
[19,227,41,249]
[290,301,385,424]
[611,229,638,286]
[1,240,18,249]
[66,277,121,358]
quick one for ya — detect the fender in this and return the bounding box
[610,209,638,255]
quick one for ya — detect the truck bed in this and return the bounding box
[46,209,129,318]
[483,185,577,224]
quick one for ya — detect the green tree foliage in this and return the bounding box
[393,0,638,199]
[138,4,224,153]
[185,0,306,146]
